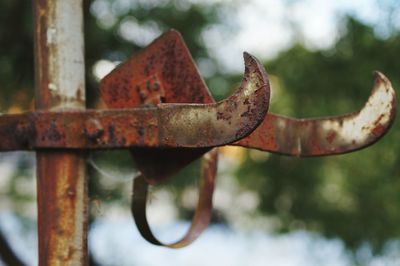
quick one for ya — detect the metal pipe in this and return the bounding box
[33,0,88,265]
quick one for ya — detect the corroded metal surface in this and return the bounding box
[101,30,397,183]
[0,60,269,150]
[101,30,221,248]
[36,152,87,265]
[100,35,270,146]
[132,149,218,248]
[101,30,215,183]
[104,30,396,249]
[34,0,88,265]
[100,31,266,183]
[158,52,269,147]
[235,72,397,156]
[100,30,214,108]
[101,31,222,247]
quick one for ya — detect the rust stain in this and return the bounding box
[36,152,87,264]
[326,131,337,144]
[84,118,104,141]
[33,0,88,265]
[372,124,385,136]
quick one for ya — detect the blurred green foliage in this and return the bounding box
[0,0,399,255]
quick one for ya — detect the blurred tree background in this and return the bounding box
[0,0,399,264]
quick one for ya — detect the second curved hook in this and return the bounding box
[235,72,397,156]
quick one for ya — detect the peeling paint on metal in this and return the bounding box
[34,0,88,265]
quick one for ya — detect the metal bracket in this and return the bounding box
[99,30,397,248]
[101,30,397,181]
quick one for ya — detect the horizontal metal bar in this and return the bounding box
[0,61,270,150]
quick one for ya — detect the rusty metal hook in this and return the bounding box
[156,52,270,148]
[235,71,397,156]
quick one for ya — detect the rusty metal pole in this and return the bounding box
[33,0,88,265]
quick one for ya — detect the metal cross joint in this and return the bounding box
[0,54,269,151]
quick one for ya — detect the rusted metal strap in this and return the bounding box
[131,149,218,248]
[0,57,269,151]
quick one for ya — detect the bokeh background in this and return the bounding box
[0,0,400,265]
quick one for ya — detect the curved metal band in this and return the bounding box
[131,148,218,248]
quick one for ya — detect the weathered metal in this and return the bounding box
[98,30,397,249]
[34,0,88,265]
[234,71,397,156]
[101,30,397,183]
[0,54,270,150]
[101,29,216,184]
[132,148,218,248]
[100,31,220,247]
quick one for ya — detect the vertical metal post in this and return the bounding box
[34,0,88,265]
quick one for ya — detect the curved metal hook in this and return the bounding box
[158,53,270,147]
[235,71,397,156]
